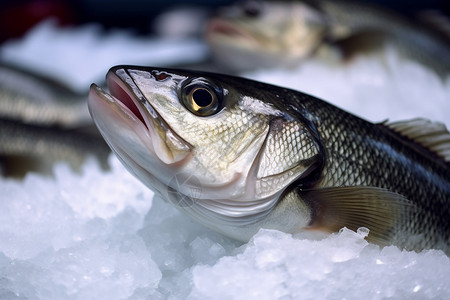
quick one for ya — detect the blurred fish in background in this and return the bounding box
[0,63,109,176]
[0,0,449,177]
[206,0,450,77]
[0,63,92,127]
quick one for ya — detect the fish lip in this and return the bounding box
[207,18,258,45]
[89,68,193,165]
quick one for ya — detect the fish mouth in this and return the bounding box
[88,69,192,166]
[207,18,259,45]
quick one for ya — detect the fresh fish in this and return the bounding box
[0,63,92,127]
[0,118,110,177]
[88,66,450,253]
[0,63,110,176]
[206,0,450,77]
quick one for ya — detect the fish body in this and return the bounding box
[206,0,450,77]
[0,63,109,176]
[0,118,110,177]
[0,63,92,127]
[89,66,450,253]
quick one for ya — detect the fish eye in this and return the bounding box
[180,77,222,117]
[241,1,262,17]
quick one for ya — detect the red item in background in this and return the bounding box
[0,0,75,43]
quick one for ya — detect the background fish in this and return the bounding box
[0,63,93,127]
[0,63,109,177]
[207,0,450,77]
[89,66,450,253]
[0,118,110,177]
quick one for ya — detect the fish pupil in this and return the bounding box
[192,88,214,108]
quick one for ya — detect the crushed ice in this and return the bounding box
[1,156,449,299]
[1,19,450,300]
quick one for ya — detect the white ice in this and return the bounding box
[1,20,450,300]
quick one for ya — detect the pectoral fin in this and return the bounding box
[303,186,414,245]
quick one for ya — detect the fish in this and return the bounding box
[206,0,450,77]
[88,65,450,253]
[0,63,93,127]
[0,118,110,177]
[0,63,111,177]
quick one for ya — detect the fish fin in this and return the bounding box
[382,118,450,162]
[304,186,413,245]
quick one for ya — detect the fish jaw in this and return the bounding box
[88,72,193,193]
[207,18,263,50]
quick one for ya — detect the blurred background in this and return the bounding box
[1,0,449,43]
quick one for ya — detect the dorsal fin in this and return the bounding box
[383,118,450,162]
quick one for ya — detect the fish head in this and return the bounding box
[88,66,321,240]
[206,0,328,71]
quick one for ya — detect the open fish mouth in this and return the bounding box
[88,69,192,166]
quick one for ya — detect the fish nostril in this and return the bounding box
[151,70,171,81]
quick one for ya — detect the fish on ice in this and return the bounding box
[88,66,450,253]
